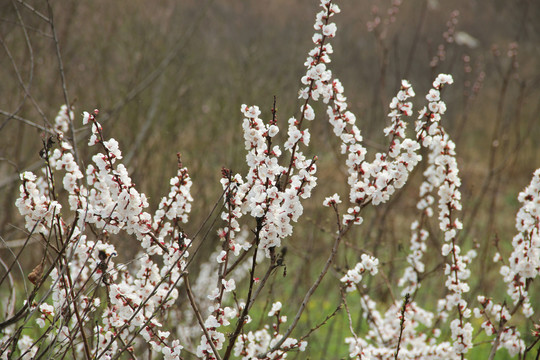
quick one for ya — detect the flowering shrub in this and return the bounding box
[0,0,538,359]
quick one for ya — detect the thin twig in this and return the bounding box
[16,0,50,22]
[394,293,410,360]
[259,224,350,358]
[223,218,263,360]
[46,0,79,165]
[0,109,53,134]
[183,273,223,360]
[299,303,342,342]
[341,288,360,351]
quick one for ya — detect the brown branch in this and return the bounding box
[394,293,410,360]
[0,109,54,134]
[183,273,223,360]
[299,303,342,342]
[259,223,350,358]
[46,0,79,164]
[16,0,50,22]
[223,218,263,360]
[341,287,360,351]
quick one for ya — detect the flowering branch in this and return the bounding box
[184,273,223,360]
[1,1,538,359]
[394,293,410,360]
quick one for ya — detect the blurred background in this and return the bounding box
[1,0,539,358]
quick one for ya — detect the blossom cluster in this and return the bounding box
[10,107,195,359]
[233,301,307,359]
[470,169,540,356]
[500,168,540,315]
[210,0,341,308]
[193,2,350,357]
[326,76,422,226]
[301,0,422,229]
[197,3,346,355]
[397,80,451,299]
[83,110,156,239]
[340,74,483,358]
[298,0,340,103]
[473,296,526,356]
[345,297,457,359]
[185,229,263,357]
[188,3,348,356]
[398,219,430,296]
[218,104,318,258]
[340,254,379,292]
[15,171,62,236]
[415,74,476,355]
[398,76,457,299]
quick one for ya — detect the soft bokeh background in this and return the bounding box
[1,0,539,358]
